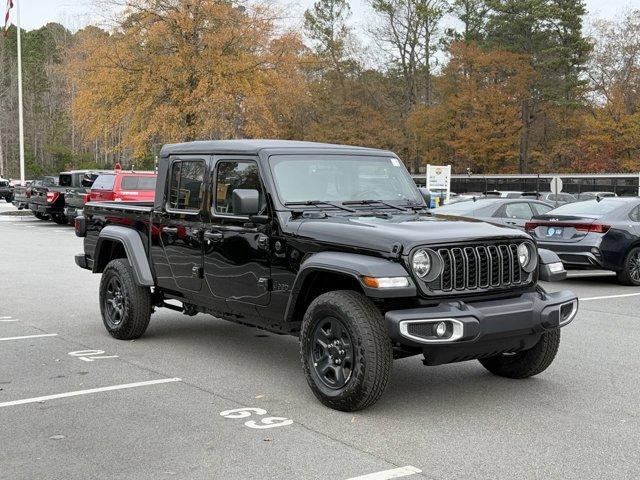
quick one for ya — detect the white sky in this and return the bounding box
[7,0,638,32]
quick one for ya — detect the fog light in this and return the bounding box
[435,321,447,337]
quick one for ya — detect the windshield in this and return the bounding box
[545,199,626,217]
[269,155,422,205]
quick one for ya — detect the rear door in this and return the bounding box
[157,157,207,292]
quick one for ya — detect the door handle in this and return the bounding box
[163,227,178,234]
[204,231,223,242]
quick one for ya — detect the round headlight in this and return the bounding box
[412,249,431,278]
[518,243,537,272]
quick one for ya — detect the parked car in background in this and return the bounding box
[575,191,616,201]
[436,198,553,230]
[29,170,106,224]
[88,170,157,203]
[22,177,58,218]
[0,178,13,202]
[526,197,640,285]
[521,191,577,206]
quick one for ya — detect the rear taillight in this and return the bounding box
[46,191,59,203]
[524,222,537,231]
[575,223,610,233]
[83,193,91,204]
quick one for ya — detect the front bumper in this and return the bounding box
[385,290,577,365]
[75,253,93,270]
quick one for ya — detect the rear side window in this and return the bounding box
[59,174,73,187]
[504,203,534,220]
[214,161,262,215]
[92,174,116,190]
[121,176,157,190]
[168,161,205,211]
[533,204,553,215]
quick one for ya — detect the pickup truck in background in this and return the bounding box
[75,139,578,411]
[30,170,106,224]
[0,179,13,203]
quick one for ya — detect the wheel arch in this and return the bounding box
[283,251,414,325]
[94,226,154,286]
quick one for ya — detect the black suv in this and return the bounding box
[75,140,577,411]
[0,179,13,203]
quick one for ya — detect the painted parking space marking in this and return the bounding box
[220,407,294,430]
[0,333,57,342]
[68,349,119,362]
[0,378,182,408]
[0,316,19,322]
[345,466,422,480]
[580,292,640,301]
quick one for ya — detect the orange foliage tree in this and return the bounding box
[407,42,535,173]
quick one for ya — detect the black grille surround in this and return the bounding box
[410,241,536,297]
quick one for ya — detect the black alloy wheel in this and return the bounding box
[104,276,125,328]
[310,316,354,389]
[617,246,640,286]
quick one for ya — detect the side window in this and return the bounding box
[168,160,205,211]
[629,206,640,222]
[504,203,534,220]
[533,204,553,216]
[215,161,262,215]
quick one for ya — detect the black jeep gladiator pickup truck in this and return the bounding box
[75,140,578,411]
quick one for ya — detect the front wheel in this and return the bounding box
[99,258,152,340]
[479,329,561,378]
[616,247,640,286]
[300,290,392,411]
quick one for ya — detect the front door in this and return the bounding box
[158,157,206,292]
[203,158,270,316]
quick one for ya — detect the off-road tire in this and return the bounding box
[616,247,640,286]
[51,214,68,225]
[479,329,561,379]
[34,212,48,220]
[300,290,392,411]
[99,258,152,340]
[5,194,13,203]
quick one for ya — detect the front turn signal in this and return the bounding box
[362,276,410,288]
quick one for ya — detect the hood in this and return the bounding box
[285,212,531,254]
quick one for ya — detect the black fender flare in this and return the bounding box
[94,225,154,286]
[284,251,415,323]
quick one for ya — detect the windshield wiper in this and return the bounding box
[284,200,356,213]
[343,199,410,212]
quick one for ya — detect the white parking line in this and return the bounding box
[0,333,57,341]
[0,378,182,408]
[580,292,640,301]
[345,466,422,480]
[0,318,19,322]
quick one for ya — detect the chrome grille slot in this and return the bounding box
[424,242,531,295]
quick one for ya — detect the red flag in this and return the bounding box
[4,0,13,34]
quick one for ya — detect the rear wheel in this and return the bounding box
[479,329,561,378]
[616,247,640,286]
[33,212,49,220]
[99,258,152,340]
[300,290,392,411]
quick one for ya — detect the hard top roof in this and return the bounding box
[160,139,393,157]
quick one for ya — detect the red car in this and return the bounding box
[89,170,157,202]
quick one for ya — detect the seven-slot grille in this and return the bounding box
[425,243,530,293]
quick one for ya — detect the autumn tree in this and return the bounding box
[67,0,308,161]
[408,42,535,173]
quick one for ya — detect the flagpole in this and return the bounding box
[15,0,24,185]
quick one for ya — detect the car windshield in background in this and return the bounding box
[121,176,157,190]
[92,174,116,190]
[268,155,422,205]
[545,199,627,218]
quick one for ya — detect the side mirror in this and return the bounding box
[538,249,567,282]
[232,189,260,216]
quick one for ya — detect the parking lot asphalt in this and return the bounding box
[1,200,639,480]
